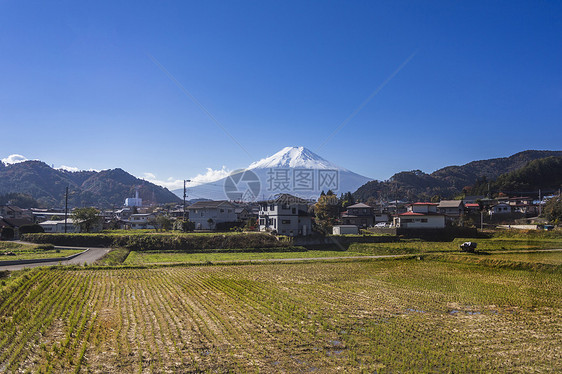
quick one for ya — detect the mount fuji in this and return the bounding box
[174,147,372,201]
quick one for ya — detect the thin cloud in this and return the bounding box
[143,166,231,190]
[142,173,185,190]
[189,166,231,185]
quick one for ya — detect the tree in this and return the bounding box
[544,196,562,224]
[155,215,173,231]
[339,192,355,209]
[173,219,195,232]
[314,192,340,234]
[71,207,101,233]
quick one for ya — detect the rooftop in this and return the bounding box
[187,200,235,209]
[437,200,464,208]
[347,203,372,209]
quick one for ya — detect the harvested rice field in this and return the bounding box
[0,258,561,373]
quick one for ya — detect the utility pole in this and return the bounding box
[183,180,191,222]
[64,186,69,233]
[538,188,542,217]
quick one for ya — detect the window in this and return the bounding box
[282,219,291,224]
[220,209,224,213]
[259,219,265,225]
[421,219,428,223]
[292,208,296,214]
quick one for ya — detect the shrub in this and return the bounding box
[173,220,195,232]
[21,233,114,247]
[21,232,290,252]
[1,227,14,240]
[18,224,45,234]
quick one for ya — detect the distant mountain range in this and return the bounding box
[0,160,181,208]
[173,147,373,201]
[353,150,562,202]
[2,149,560,209]
[469,156,562,196]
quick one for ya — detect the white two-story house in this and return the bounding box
[393,202,445,229]
[259,194,312,236]
[128,213,156,230]
[186,201,237,230]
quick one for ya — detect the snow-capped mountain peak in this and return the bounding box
[248,146,342,170]
[175,146,372,201]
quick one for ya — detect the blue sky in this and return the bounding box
[1,1,561,189]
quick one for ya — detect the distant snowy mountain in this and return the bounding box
[174,146,373,201]
[247,146,342,170]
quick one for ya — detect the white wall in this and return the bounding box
[395,215,445,229]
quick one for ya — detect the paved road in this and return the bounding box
[0,247,111,271]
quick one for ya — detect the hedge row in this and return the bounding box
[21,233,290,252]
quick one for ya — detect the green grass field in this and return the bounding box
[1,256,561,373]
[484,250,562,265]
[348,237,562,255]
[91,236,562,266]
[123,249,370,264]
[0,242,82,261]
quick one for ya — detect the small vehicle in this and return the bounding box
[460,242,477,253]
[374,222,389,228]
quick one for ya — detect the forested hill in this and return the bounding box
[0,160,181,208]
[353,150,562,202]
[468,156,562,196]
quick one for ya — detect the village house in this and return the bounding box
[235,207,251,221]
[0,205,31,220]
[437,200,465,217]
[393,202,446,229]
[385,200,408,216]
[437,200,465,223]
[341,203,374,228]
[39,219,80,233]
[127,213,156,230]
[258,194,312,236]
[0,217,35,238]
[187,201,237,230]
[507,196,534,206]
[464,203,481,215]
[506,196,539,215]
[462,195,485,204]
[489,203,512,216]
